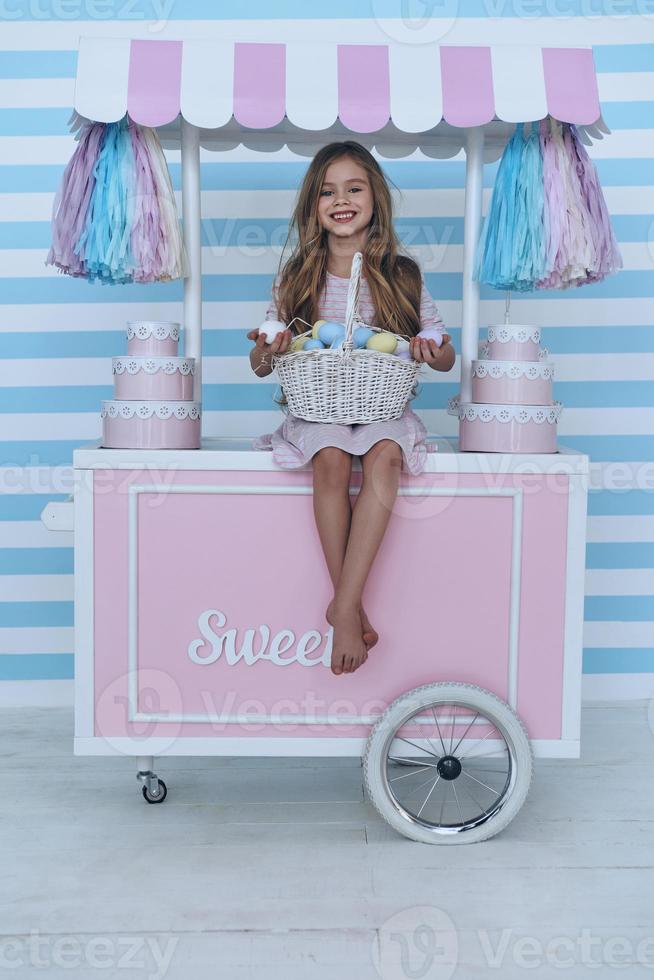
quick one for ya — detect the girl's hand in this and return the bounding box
[409,332,452,366]
[246,327,294,356]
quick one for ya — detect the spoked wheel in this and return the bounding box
[364,682,533,844]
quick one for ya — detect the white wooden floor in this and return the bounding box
[1,703,652,979]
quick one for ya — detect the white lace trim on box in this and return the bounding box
[126,321,180,342]
[448,396,562,424]
[112,356,195,376]
[472,359,554,380]
[101,400,201,421]
[486,325,541,344]
[480,342,549,361]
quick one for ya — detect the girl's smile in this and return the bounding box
[317,156,374,248]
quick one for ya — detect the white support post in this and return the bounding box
[181,119,202,404]
[460,127,485,406]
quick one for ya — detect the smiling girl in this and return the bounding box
[249,141,455,677]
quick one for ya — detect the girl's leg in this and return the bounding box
[311,446,353,588]
[312,448,378,654]
[330,439,402,673]
[312,448,366,676]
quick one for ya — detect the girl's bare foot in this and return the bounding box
[327,599,378,650]
[326,602,369,675]
[359,607,379,649]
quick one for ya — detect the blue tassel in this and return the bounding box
[76,117,136,284]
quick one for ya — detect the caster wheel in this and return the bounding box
[142,778,167,804]
[364,682,533,844]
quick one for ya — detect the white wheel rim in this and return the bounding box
[379,697,520,838]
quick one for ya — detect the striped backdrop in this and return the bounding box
[0,6,653,705]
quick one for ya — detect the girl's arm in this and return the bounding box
[410,274,456,372]
[248,273,292,377]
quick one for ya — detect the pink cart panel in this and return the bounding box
[73,443,588,759]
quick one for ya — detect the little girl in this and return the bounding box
[248,141,455,677]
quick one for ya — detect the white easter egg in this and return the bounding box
[259,320,286,343]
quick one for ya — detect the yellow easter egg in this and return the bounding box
[365,331,398,354]
[290,335,309,352]
[312,319,327,339]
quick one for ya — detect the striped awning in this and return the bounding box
[74,37,602,135]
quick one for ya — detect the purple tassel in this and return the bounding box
[568,124,623,284]
[538,119,622,290]
[46,121,105,277]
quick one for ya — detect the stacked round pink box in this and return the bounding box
[101,321,201,449]
[449,324,563,453]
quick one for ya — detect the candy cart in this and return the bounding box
[41,38,606,844]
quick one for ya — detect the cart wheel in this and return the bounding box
[364,682,532,844]
[142,779,167,804]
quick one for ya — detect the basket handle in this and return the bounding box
[342,251,363,353]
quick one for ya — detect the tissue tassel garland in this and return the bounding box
[47,117,187,285]
[474,117,622,293]
[46,121,105,278]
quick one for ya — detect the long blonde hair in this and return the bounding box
[274,141,424,337]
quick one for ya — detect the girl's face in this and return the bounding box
[317,157,374,244]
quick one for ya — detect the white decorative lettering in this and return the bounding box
[187,609,333,668]
[296,630,323,666]
[187,609,225,664]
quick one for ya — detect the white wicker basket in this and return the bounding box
[271,252,422,424]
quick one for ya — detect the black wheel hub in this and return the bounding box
[437,755,462,780]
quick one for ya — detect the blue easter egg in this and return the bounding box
[304,338,325,350]
[318,321,345,346]
[353,326,374,348]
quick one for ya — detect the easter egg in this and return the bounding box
[312,319,327,339]
[304,338,325,351]
[290,335,309,352]
[353,326,374,348]
[396,349,414,361]
[366,332,398,354]
[417,326,443,347]
[259,320,286,343]
[318,322,345,346]
[394,337,411,354]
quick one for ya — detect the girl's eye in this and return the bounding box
[320,187,363,196]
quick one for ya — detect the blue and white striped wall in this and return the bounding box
[0,7,653,705]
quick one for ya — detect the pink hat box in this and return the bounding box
[126,321,180,356]
[481,324,541,361]
[101,400,201,449]
[471,359,554,405]
[112,356,195,400]
[449,397,563,453]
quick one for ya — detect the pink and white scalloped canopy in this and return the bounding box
[74,37,601,132]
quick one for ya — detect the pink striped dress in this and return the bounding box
[251,269,445,474]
